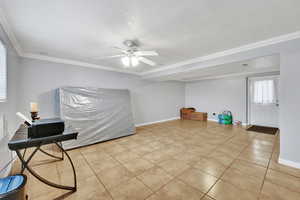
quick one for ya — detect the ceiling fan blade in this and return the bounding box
[113,46,128,54]
[139,57,157,66]
[92,54,123,60]
[134,51,158,56]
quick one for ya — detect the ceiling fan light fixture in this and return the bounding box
[121,56,130,67]
[131,56,139,67]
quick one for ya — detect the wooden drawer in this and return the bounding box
[190,112,207,121]
[181,113,192,120]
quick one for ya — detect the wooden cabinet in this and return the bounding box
[190,112,207,121]
[180,108,195,120]
[180,108,207,121]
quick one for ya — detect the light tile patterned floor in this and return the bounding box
[11,120,300,200]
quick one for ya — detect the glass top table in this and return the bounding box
[8,124,78,192]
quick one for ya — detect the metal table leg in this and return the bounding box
[16,143,77,191]
[39,148,64,160]
[55,142,77,190]
[20,147,40,174]
[21,148,27,172]
[38,142,64,160]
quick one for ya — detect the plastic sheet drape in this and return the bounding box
[59,87,135,149]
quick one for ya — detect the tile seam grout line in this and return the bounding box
[79,150,116,200]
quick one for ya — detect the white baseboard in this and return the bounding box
[208,118,218,122]
[208,118,248,126]
[135,117,180,127]
[278,157,300,169]
[0,165,11,178]
[136,117,247,127]
[0,155,16,178]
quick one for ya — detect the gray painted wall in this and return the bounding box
[0,27,20,177]
[17,58,185,125]
[185,77,247,123]
[279,51,300,164]
[0,49,185,176]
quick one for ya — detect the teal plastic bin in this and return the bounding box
[218,111,233,125]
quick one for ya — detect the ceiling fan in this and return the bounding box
[94,40,159,68]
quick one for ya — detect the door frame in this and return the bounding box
[247,75,280,126]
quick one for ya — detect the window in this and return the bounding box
[253,80,275,104]
[0,114,4,140]
[0,40,7,102]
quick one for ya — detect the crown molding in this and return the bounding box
[21,53,140,75]
[0,7,23,55]
[182,68,280,82]
[1,5,300,77]
[141,31,300,76]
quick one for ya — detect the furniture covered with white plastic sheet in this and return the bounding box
[59,87,135,149]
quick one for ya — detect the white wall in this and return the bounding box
[0,28,20,177]
[279,51,300,166]
[17,58,185,125]
[185,77,247,123]
[131,81,185,125]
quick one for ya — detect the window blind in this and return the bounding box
[0,40,7,102]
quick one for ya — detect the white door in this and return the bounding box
[248,76,279,128]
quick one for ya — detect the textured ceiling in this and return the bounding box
[0,0,300,73]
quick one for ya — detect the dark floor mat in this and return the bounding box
[247,125,278,135]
